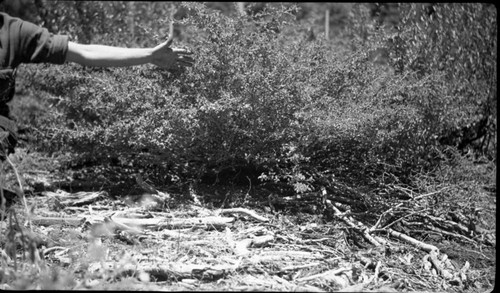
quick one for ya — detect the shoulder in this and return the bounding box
[1,12,68,66]
[1,12,43,46]
[1,12,26,32]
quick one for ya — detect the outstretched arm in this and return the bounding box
[66,38,194,69]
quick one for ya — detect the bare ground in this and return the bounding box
[0,150,496,291]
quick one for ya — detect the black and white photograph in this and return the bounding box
[0,1,496,291]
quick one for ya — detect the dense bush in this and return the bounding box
[386,3,497,156]
[13,2,497,191]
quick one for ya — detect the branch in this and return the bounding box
[219,208,269,222]
[325,199,381,246]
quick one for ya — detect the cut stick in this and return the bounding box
[219,208,269,222]
[43,246,69,256]
[126,262,230,281]
[383,228,439,253]
[295,267,352,282]
[325,199,381,246]
[106,216,145,235]
[233,234,275,255]
[365,261,381,285]
[43,191,107,207]
[251,234,274,247]
[377,228,452,278]
[63,191,105,206]
[279,262,322,272]
[113,216,235,230]
[31,216,84,226]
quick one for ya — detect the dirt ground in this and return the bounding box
[0,153,496,291]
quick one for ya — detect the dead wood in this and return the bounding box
[295,267,352,282]
[323,187,468,282]
[232,234,274,255]
[366,261,382,285]
[419,222,477,244]
[31,216,84,226]
[423,215,472,236]
[105,215,145,235]
[126,262,231,281]
[251,234,274,247]
[324,198,382,247]
[252,250,323,260]
[32,214,234,232]
[279,262,322,273]
[271,275,327,292]
[219,208,269,222]
[43,246,69,256]
[377,228,438,253]
[111,211,153,219]
[43,191,106,207]
[112,216,235,230]
[158,229,198,239]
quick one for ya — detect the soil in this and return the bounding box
[0,158,496,291]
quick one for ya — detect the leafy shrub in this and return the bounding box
[16,2,496,191]
[385,3,497,156]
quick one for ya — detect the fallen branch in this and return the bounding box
[373,227,454,279]
[423,223,476,244]
[106,215,146,235]
[379,209,429,231]
[113,216,235,230]
[325,199,381,247]
[251,234,274,247]
[43,191,106,207]
[248,250,323,263]
[159,229,198,240]
[219,208,269,222]
[233,235,274,256]
[279,262,322,273]
[424,215,471,236]
[295,267,352,282]
[32,216,84,226]
[131,262,230,281]
[366,261,382,285]
[413,187,451,201]
[382,228,439,253]
[43,246,68,256]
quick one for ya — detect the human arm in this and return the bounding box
[66,38,194,69]
[1,12,193,70]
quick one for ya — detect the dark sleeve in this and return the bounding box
[4,13,68,68]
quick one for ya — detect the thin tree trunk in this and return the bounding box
[128,1,135,43]
[325,9,330,40]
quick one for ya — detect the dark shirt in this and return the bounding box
[0,12,68,69]
[0,11,69,149]
[1,12,68,112]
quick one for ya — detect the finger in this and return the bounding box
[177,60,194,67]
[172,48,193,55]
[177,56,195,63]
[176,58,194,67]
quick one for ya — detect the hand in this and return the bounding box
[150,38,194,70]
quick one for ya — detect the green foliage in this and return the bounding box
[385,4,497,155]
[15,2,498,190]
[29,1,183,47]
